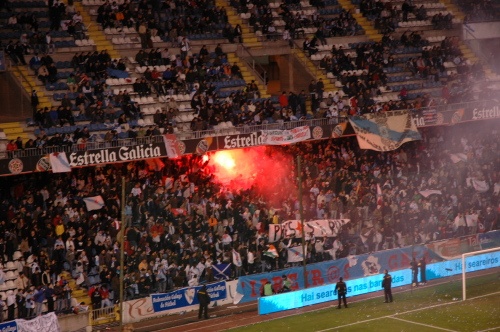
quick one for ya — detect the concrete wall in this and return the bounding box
[59,312,89,332]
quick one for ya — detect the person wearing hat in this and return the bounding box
[197,284,211,319]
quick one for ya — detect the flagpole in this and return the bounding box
[297,155,308,289]
[119,176,126,330]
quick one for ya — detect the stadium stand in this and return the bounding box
[0,0,499,321]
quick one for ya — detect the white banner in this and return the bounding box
[49,152,71,173]
[164,134,184,158]
[261,126,311,145]
[268,219,350,243]
[16,312,60,332]
[349,110,421,151]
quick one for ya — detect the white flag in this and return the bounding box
[287,245,306,263]
[49,152,71,173]
[83,196,105,211]
[419,190,442,198]
[232,250,242,267]
[471,179,489,193]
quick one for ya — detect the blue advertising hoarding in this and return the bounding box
[478,231,500,250]
[237,245,442,304]
[0,320,17,331]
[151,281,227,313]
[258,250,500,315]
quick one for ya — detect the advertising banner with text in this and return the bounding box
[150,281,227,313]
[258,250,500,315]
[236,245,443,304]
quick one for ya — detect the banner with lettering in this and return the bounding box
[268,219,349,243]
[150,281,227,313]
[0,321,17,332]
[349,110,422,151]
[68,143,167,167]
[236,245,443,303]
[163,134,184,158]
[425,235,481,260]
[260,126,311,145]
[478,230,500,250]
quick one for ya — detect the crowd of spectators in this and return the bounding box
[459,0,500,23]
[0,118,499,319]
[239,0,360,42]
[95,0,230,47]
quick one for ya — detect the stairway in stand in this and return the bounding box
[337,0,382,42]
[0,122,31,141]
[74,2,121,59]
[60,271,92,307]
[227,53,270,98]
[438,0,496,80]
[215,0,262,48]
[293,48,336,92]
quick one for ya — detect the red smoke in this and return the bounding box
[206,146,295,207]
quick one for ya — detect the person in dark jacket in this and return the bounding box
[197,285,210,319]
[382,269,393,303]
[335,277,348,309]
[419,257,427,285]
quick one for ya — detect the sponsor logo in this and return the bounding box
[36,156,51,172]
[472,106,500,120]
[312,126,323,139]
[223,133,265,149]
[8,158,23,174]
[69,144,163,166]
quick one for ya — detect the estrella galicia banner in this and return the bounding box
[151,281,227,313]
[236,245,443,303]
[68,143,167,167]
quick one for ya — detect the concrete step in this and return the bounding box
[0,122,23,129]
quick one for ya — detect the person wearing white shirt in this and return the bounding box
[247,250,255,274]
[188,275,199,287]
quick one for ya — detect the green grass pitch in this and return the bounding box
[228,272,500,332]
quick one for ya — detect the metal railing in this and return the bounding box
[1,99,498,160]
[89,305,118,326]
[291,40,323,80]
[236,44,268,88]
[174,117,343,140]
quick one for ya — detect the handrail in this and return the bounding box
[236,44,268,88]
[2,98,498,159]
[291,40,323,79]
[14,66,35,97]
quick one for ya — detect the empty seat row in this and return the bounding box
[106,78,135,86]
[75,39,96,47]
[104,27,136,34]
[111,37,139,44]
